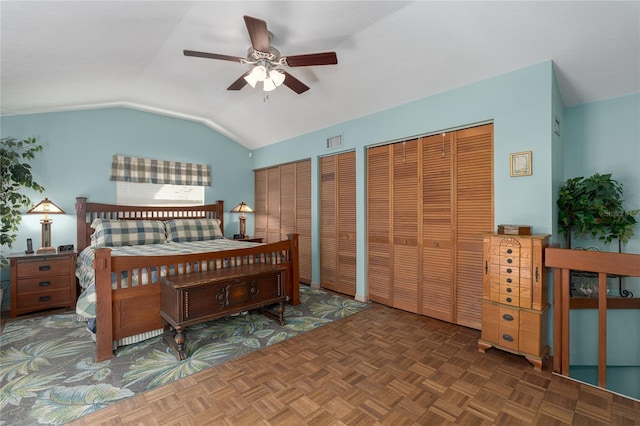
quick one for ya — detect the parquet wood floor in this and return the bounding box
[66,303,639,425]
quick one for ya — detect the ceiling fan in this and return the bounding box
[184,15,338,94]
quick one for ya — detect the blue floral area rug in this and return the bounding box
[0,285,369,425]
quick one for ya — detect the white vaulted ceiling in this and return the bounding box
[1,1,638,149]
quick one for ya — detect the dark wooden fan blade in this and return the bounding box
[227,72,250,90]
[282,71,310,94]
[244,15,270,53]
[282,52,338,67]
[184,50,245,63]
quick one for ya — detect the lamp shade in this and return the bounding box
[230,202,254,214]
[27,198,65,218]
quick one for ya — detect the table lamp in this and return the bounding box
[27,198,65,253]
[230,202,254,238]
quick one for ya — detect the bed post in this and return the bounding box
[288,233,300,305]
[216,199,224,234]
[76,197,88,252]
[94,247,115,362]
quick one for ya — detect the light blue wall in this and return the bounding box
[254,61,556,298]
[564,94,640,367]
[0,107,255,296]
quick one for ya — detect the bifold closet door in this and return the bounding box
[367,145,392,305]
[454,125,493,329]
[366,124,493,329]
[254,160,312,283]
[295,160,312,284]
[422,132,453,322]
[267,167,281,243]
[392,140,420,313]
[320,151,356,296]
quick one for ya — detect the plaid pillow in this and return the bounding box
[90,219,167,247]
[165,218,223,242]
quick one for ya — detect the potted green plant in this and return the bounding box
[557,173,638,297]
[557,173,638,250]
[1,137,45,268]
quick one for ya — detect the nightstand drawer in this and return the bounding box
[16,288,71,310]
[16,275,72,294]
[16,258,71,277]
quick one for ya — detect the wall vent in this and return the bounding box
[326,135,343,149]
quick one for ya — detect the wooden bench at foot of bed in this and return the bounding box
[160,262,288,360]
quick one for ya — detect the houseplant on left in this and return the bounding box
[0,137,45,268]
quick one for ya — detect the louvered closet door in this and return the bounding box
[320,156,337,291]
[367,145,392,305]
[337,151,356,295]
[393,140,419,313]
[254,169,268,240]
[454,124,493,329]
[266,167,281,243]
[422,133,453,322]
[295,160,312,284]
[280,163,296,241]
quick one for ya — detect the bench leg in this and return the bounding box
[163,320,187,361]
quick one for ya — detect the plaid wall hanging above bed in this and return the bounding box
[110,155,211,186]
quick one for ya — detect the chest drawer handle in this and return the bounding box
[502,334,514,342]
[506,268,512,273]
[39,281,51,287]
[506,297,512,303]
[506,249,512,254]
[507,258,513,264]
[506,278,512,283]
[39,295,51,302]
[502,314,514,321]
[39,265,51,271]
[506,287,512,293]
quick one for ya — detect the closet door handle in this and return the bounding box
[485,261,488,274]
[535,267,539,282]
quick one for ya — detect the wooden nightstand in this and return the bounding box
[9,251,77,318]
[236,237,264,243]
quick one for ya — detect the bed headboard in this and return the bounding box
[75,197,225,253]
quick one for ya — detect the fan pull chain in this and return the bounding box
[441,133,446,158]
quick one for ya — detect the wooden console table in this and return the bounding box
[160,262,287,360]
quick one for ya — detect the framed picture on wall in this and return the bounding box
[510,151,532,177]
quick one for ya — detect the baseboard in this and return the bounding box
[354,293,367,303]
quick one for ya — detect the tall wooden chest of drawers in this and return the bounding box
[478,234,550,370]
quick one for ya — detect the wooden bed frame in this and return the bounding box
[75,197,299,362]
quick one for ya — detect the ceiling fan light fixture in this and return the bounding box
[250,64,268,81]
[263,78,277,92]
[244,72,258,88]
[269,69,285,87]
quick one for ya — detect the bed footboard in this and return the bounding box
[92,234,299,362]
